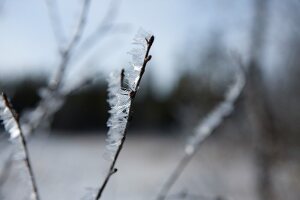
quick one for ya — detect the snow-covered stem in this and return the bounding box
[95,33,154,200]
[0,93,40,200]
[22,0,124,138]
[156,67,246,200]
[21,0,92,138]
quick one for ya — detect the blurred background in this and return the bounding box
[0,0,299,200]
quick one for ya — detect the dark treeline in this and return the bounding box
[0,75,223,132]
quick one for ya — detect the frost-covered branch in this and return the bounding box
[94,31,154,200]
[22,0,125,137]
[156,67,246,200]
[0,93,40,200]
[21,0,92,137]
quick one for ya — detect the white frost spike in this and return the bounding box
[185,67,246,155]
[0,93,40,200]
[105,71,132,159]
[105,30,153,160]
[127,29,152,90]
[0,95,21,140]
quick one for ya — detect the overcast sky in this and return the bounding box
[0,0,296,93]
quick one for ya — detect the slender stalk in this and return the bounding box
[21,0,92,137]
[157,154,193,200]
[49,0,91,90]
[44,0,66,52]
[156,66,245,200]
[73,0,124,61]
[1,94,40,200]
[22,0,124,137]
[18,128,40,200]
[95,35,154,200]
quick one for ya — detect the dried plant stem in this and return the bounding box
[23,0,124,137]
[95,35,154,200]
[49,0,91,89]
[18,129,40,200]
[95,128,127,200]
[76,0,121,53]
[44,0,66,50]
[21,0,92,137]
[156,68,245,200]
[1,94,40,200]
[157,154,193,200]
[21,0,124,139]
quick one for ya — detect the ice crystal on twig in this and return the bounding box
[95,29,154,199]
[105,71,131,158]
[105,29,153,159]
[0,93,40,200]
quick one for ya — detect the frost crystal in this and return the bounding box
[0,94,21,140]
[0,93,39,200]
[105,30,152,159]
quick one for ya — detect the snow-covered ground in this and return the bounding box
[0,133,298,200]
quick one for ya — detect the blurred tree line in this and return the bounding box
[0,70,223,132]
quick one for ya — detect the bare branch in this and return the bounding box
[64,0,91,53]
[44,0,66,52]
[156,66,246,200]
[0,93,40,200]
[82,0,121,49]
[49,0,92,90]
[72,0,128,65]
[21,0,92,138]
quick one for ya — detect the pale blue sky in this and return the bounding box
[0,0,292,92]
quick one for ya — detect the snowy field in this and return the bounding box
[0,132,298,200]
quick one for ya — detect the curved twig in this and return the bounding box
[156,66,246,200]
[0,93,40,200]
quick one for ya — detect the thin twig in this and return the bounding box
[157,155,193,200]
[156,66,246,200]
[72,0,128,65]
[44,0,66,52]
[49,0,91,90]
[1,94,40,200]
[21,0,125,137]
[79,0,121,51]
[21,0,92,137]
[95,35,154,200]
